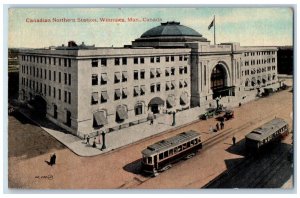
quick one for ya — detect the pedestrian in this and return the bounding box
[150,118,154,125]
[220,121,224,130]
[92,137,96,148]
[232,136,236,145]
[50,153,56,166]
[86,135,90,145]
[216,123,219,131]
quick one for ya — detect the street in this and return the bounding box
[8,87,293,189]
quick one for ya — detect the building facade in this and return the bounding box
[18,21,279,137]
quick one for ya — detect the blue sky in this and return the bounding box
[8,7,293,48]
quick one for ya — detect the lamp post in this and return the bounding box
[101,130,106,150]
[216,96,220,109]
[172,111,176,126]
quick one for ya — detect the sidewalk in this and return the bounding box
[16,87,268,157]
[18,105,206,157]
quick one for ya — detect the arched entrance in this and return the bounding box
[29,95,47,117]
[148,97,164,114]
[210,64,234,99]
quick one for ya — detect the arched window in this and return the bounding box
[210,64,226,91]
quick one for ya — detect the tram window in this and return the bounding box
[187,142,191,148]
[169,149,174,156]
[159,153,163,160]
[164,151,169,158]
[147,157,152,164]
[183,143,187,150]
[178,146,182,152]
[195,139,198,144]
[174,147,178,153]
[263,139,266,144]
[143,156,147,163]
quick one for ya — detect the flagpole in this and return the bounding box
[214,15,216,45]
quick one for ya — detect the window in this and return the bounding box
[135,104,143,115]
[150,84,155,93]
[49,85,51,96]
[179,67,184,74]
[184,66,188,74]
[171,67,175,75]
[165,68,170,76]
[115,58,120,65]
[59,58,61,66]
[58,89,61,100]
[171,80,176,90]
[122,88,128,99]
[53,71,56,81]
[166,56,169,62]
[53,87,56,98]
[92,74,98,85]
[59,72,61,83]
[92,59,98,67]
[164,151,169,158]
[140,70,145,79]
[64,73,67,85]
[156,57,160,63]
[122,57,127,65]
[49,70,51,80]
[101,91,108,103]
[159,153,163,160]
[184,56,188,61]
[150,57,154,63]
[101,73,108,85]
[91,92,98,105]
[64,91,67,103]
[150,69,155,79]
[54,57,56,65]
[140,85,145,95]
[134,57,138,64]
[133,86,139,97]
[64,59,67,67]
[101,58,107,66]
[114,89,121,100]
[44,84,46,95]
[156,68,161,78]
[134,70,139,80]
[114,72,121,83]
[68,74,71,85]
[157,83,161,92]
[171,56,174,62]
[166,82,170,91]
[122,71,128,82]
[140,57,144,64]
[68,92,71,104]
[68,59,71,67]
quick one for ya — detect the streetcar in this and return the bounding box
[141,130,202,175]
[245,118,289,151]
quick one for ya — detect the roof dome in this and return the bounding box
[141,21,202,38]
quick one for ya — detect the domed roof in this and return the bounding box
[141,21,202,38]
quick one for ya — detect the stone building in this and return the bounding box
[18,21,279,137]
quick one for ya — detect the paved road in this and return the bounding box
[8,88,293,189]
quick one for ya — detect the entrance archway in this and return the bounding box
[29,95,47,117]
[148,97,164,114]
[210,64,234,99]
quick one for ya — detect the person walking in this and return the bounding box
[216,123,219,131]
[50,153,56,166]
[232,136,236,145]
[92,137,96,148]
[86,135,90,145]
[220,121,224,130]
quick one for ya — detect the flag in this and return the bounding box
[208,18,214,30]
